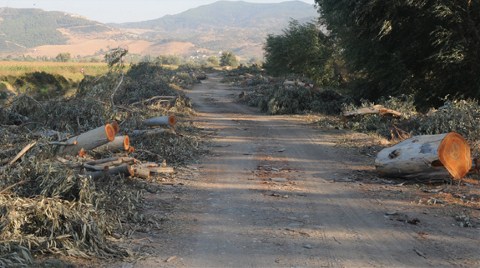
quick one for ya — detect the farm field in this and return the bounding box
[0,61,109,82]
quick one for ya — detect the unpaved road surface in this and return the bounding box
[114,73,479,267]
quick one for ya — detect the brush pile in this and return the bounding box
[226,66,347,115]
[0,58,204,265]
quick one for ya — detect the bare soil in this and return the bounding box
[108,73,479,267]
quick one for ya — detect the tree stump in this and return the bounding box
[375,132,471,179]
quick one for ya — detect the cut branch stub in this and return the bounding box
[144,115,176,127]
[438,132,471,179]
[375,132,471,180]
[59,124,116,156]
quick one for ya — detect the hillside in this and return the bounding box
[0,8,111,52]
[0,1,318,59]
[120,1,317,31]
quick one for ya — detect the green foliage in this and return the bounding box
[104,47,128,70]
[55,52,71,62]
[343,95,417,138]
[415,99,480,141]
[220,51,239,67]
[3,71,73,100]
[315,0,480,107]
[155,55,182,66]
[263,20,339,86]
[207,56,219,67]
[0,8,110,51]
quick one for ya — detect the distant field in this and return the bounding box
[0,61,109,82]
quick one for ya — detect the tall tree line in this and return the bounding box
[314,0,480,108]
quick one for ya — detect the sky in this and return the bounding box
[0,0,316,23]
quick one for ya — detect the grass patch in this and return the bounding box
[0,61,109,82]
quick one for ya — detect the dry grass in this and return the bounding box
[0,61,109,82]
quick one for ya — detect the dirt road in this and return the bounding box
[120,73,479,267]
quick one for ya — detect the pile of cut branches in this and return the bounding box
[0,57,204,265]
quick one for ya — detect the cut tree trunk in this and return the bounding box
[375,132,471,179]
[58,124,116,156]
[93,135,130,153]
[144,115,176,127]
[130,128,173,137]
[344,105,402,117]
[86,164,134,180]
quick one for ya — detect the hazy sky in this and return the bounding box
[0,0,316,23]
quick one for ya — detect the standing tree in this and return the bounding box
[55,52,71,62]
[220,51,239,67]
[315,0,480,108]
[263,20,339,86]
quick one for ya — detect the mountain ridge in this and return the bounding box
[0,1,318,59]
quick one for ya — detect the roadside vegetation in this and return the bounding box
[234,1,480,157]
[0,48,209,266]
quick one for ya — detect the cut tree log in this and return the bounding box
[375,132,471,179]
[344,105,402,117]
[93,135,130,153]
[134,167,152,179]
[58,124,116,156]
[130,128,173,137]
[86,164,134,180]
[86,157,136,167]
[144,115,176,127]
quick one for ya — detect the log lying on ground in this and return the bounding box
[58,124,116,156]
[144,115,176,127]
[133,161,174,179]
[86,157,136,168]
[375,132,471,179]
[86,164,134,180]
[93,135,130,154]
[130,128,174,137]
[344,105,402,117]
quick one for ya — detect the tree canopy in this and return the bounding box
[315,0,480,107]
[220,51,239,67]
[263,20,338,86]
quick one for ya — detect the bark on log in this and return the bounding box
[93,135,130,153]
[375,132,471,179]
[59,124,116,156]
[344,105,402,117]
[130,128,172,137]
[144,115,176,127]
[150,166,174,174]
[86,157,135,167]
[134,167,151,179]
[86,164,134,180]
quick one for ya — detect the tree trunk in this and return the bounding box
[93,135,130,153]
[344,104,402,117]
[144,115,176,127]
[59,124,116,156]
[375,132,471,179]
[86,164,134,179]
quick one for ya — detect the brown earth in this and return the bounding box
[21,28,199,58]
[107,73,479,267]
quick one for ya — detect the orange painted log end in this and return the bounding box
[169,115,177,126]
[123,135,130,151]
[438,132,472,179]
[105,124,116,142]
